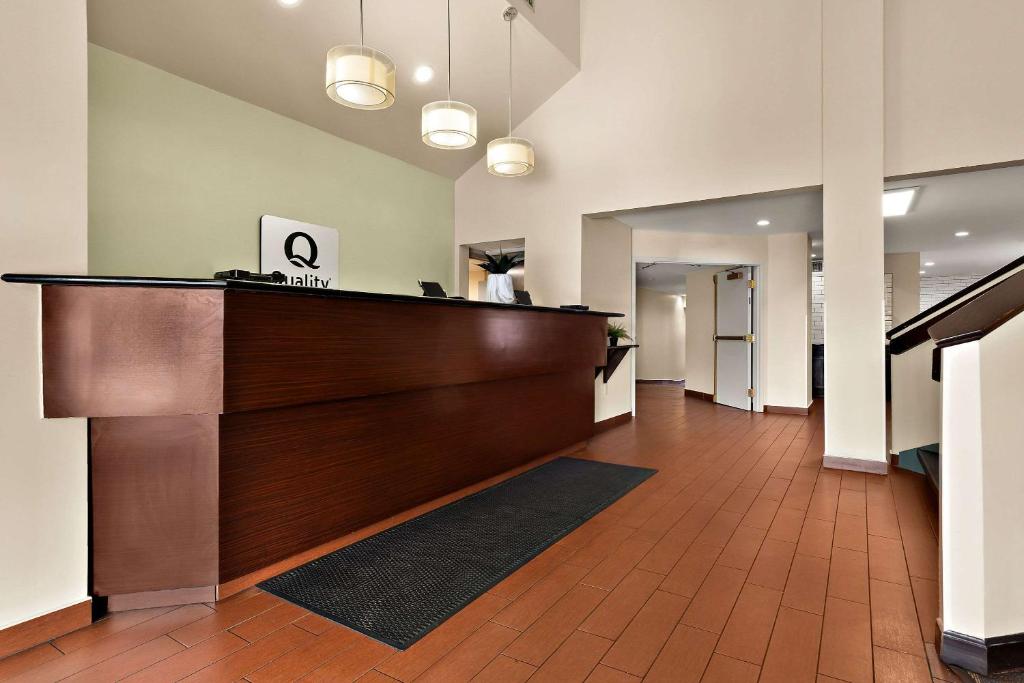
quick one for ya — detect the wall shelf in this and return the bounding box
[596,344,639,383]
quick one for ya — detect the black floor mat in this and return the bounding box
[258,456,656,649]
[953,665,1024,682]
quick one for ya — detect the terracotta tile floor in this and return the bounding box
[0,385,952,682]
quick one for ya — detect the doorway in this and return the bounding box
[461,238,525,302]
[714,266,756,410]
[631,260,762,413]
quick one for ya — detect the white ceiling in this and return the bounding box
[884,166,1024,276]
[613,165,1024,276]
[466,237,525,255]
[87,0,578,179]
[617,191,824,237]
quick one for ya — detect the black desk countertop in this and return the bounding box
[1,273,624,318]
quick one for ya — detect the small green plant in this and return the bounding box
[477,252,524,275]
[608,323,632,341]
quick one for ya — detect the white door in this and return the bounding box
[715,267,754,410]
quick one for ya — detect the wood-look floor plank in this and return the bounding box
[0,644,63,680]
[125,630,248,681]
[7,605,213,682]
[62,635,184,682]
[52,607,175,655]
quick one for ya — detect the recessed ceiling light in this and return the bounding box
[277,0,302,6]
[924,261,935,267]
[756,219,771,227]
[920,270,926,275]
[883,187,918,217]
[413,65,435,83]
[955,231,970,237]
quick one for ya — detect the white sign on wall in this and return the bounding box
[259,215,339,289]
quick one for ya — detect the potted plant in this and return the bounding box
[478,252,523,304]
[608,323,632,347]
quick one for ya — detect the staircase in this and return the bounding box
[889,255,1024,677]
[916,443,940,495]
[886,253,1024,492]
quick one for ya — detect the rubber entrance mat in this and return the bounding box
[258,456,656,649]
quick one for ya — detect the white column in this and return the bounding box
[0,0,89,633]
[939,342,986,639]
[940,309,1024,674]
[581,216,633,422]
[821,0,888,472]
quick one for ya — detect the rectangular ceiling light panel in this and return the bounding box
[883,187,918,217]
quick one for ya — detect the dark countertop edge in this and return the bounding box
[1,273,624,318]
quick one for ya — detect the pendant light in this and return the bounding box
[422,0,477,149]
[325,0,396,110]
[488,7,535,177]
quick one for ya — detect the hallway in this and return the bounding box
[0,386,947,682]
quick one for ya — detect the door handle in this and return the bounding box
[714,335,755,342]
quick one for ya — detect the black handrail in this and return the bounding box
[887,253,1024,355]
[929,268,1024,349]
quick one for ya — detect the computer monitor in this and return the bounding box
[418,280,448,298]
[514,290,533,305]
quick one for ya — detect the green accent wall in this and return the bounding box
[88,45,453,294]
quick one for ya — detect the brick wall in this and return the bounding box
[919,275,984,312]
[885,273,893,332]
[812,269,825,344]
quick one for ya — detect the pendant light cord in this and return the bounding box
[447,0,452,102]
[359,0,364,45]
[507,14,513,137]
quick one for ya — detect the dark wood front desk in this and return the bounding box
[3,274,619,610]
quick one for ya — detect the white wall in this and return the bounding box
[0,0,89,630]
[636,288,686,381]
[684,269,716,396]
[581,217,632,421]
[765,233,812,409]
[884,0,1024,176]
[890,341,941,454]
[633,232,811,409]
[454,0,1024,457]
[884,252,921,328]
[454,0,823,310]
[885,252,932,456]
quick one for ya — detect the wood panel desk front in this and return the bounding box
[4,274,618,609]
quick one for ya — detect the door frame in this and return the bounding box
[712,265,760,412]
[631,258,763,414]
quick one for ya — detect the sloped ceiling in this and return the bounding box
[88,0,579,178]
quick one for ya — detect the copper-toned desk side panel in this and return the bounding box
[222,290,608,412]
[41,286,224,418]
[91,415,219,596]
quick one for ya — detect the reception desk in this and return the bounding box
[2,274,619,610]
